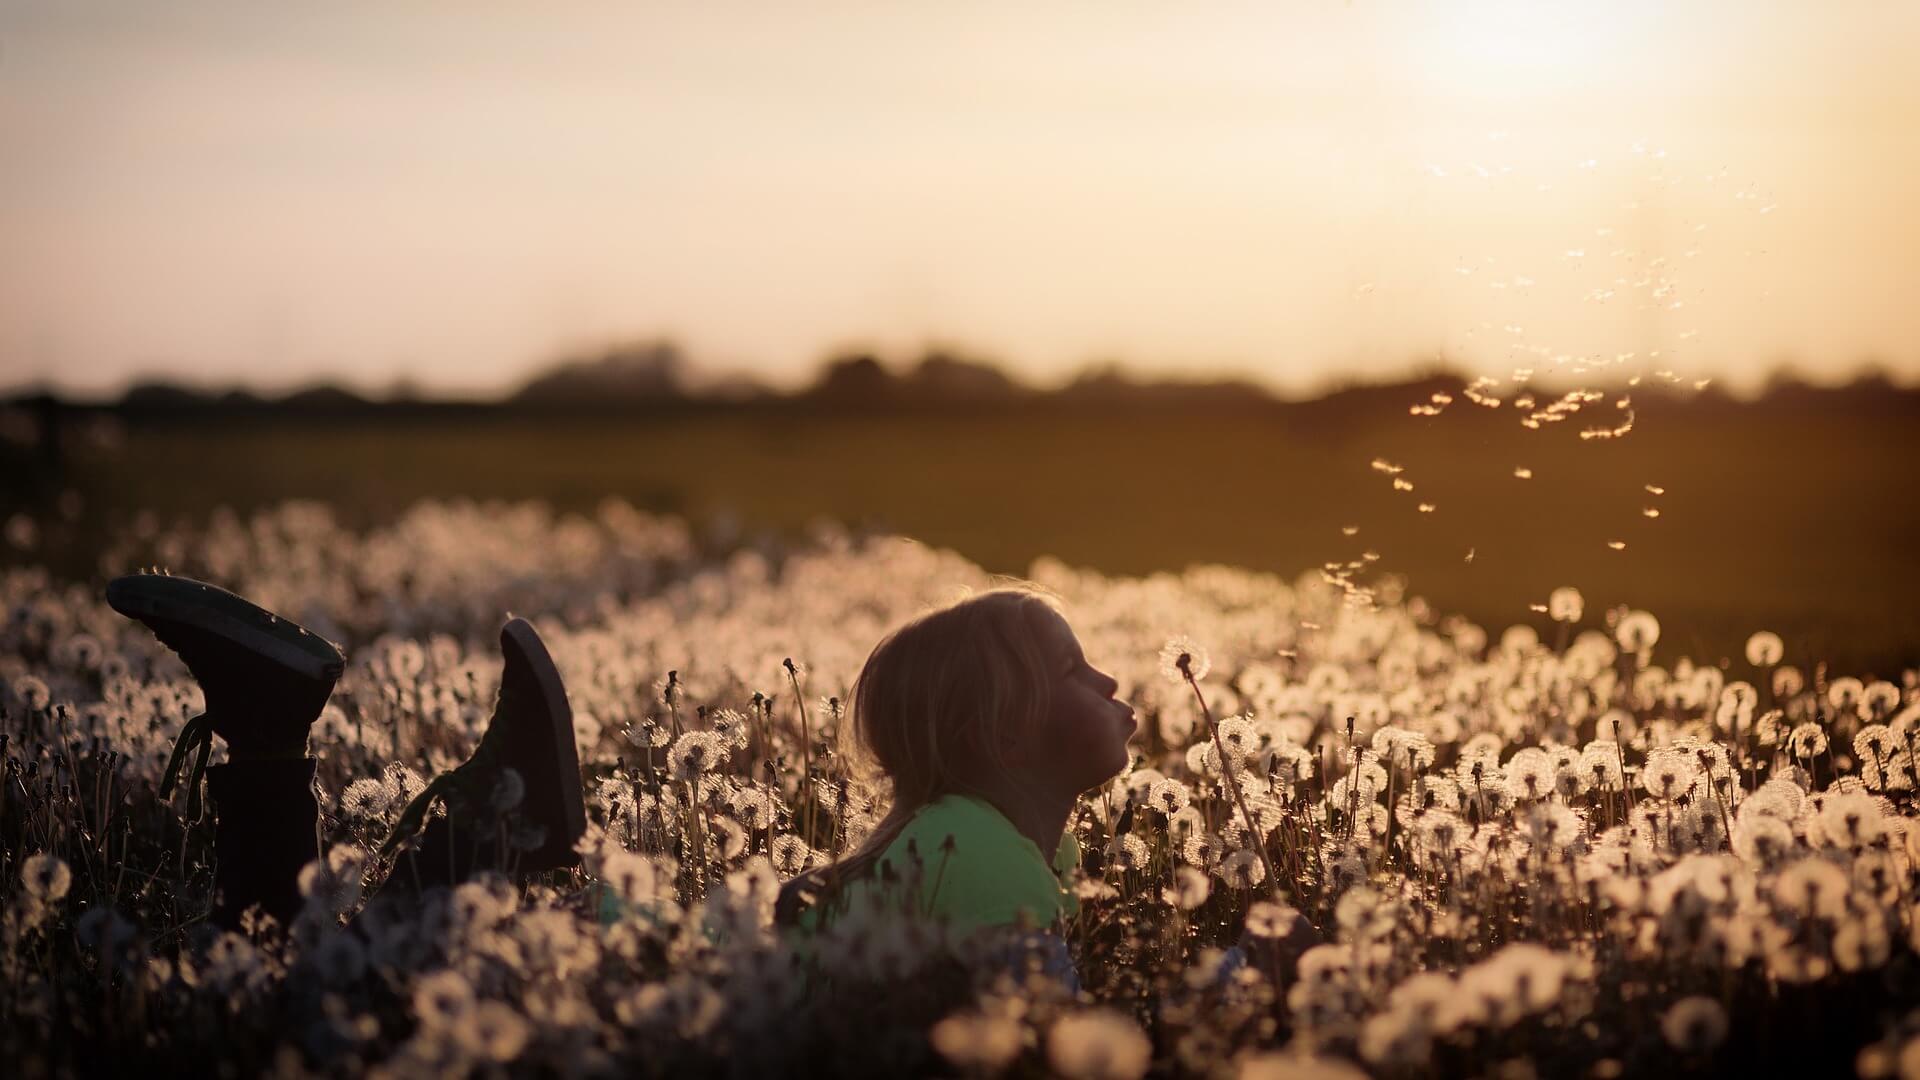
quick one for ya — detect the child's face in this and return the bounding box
[1021,608,1137,793]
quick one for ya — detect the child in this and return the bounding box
[775,586,1137,938]
[104,571,586,930]
[772,586,1319,994]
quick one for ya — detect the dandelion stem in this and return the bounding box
[785,659,815,844]
[1180,663,1281,901]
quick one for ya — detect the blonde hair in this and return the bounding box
[776,584,1064,927]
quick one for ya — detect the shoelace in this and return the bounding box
[159,713,216,822]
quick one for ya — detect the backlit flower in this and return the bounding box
[1159,637,1211,683]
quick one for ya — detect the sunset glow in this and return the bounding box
[1,1,1915,396]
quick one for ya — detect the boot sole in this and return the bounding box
[106,574,345,683]
[501,617,586,855]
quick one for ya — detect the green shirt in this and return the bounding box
[593,794,1082,938]
[796,793,1082,935]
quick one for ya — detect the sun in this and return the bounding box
[1409,0,1642,101]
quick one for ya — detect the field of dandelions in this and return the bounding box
[4,498,1920,1079]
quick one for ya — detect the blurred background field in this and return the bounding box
[7,372,1915,675]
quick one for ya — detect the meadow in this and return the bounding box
[3,493,1919,1078]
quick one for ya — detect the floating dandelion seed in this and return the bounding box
[1417,503,1436,513]
[1514,467,1533,479]
[1646,484,1665,495]
[1643,508,1661,518]
[1393,479,1415,492]
[1464,548,1475,563]
[1341,525,1359,536]
[1370,458,1404,475]
[1607,540,1627,551]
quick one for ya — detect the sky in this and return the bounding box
[2,1,1917,398]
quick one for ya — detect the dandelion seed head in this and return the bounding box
[932,1011,1024,1071]
[1549,587,1584,623]
[21,852,71,902]
[1163,866,1211,909]
[1048,1009,1152,1080]
[1147,777,1192,816]
[1744,631,1784,667]
[1218,847,1266,889]
[1159,637,1211,683]
[1616,610,1660,651]
[1661,996,1728,1053]
[454,1000,532,1063]
[669,730,727,780]
[412,969,476,1029]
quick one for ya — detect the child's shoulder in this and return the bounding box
[885,793,1031,866]
[891,793,1080,875]
[881,794,1077,931]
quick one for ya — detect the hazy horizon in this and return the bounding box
[4,1,1917,398]
[7,339,1916,406]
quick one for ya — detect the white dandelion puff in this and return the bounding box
[21,853,71,902]
[1159,637,1211,683]
[1661,996,1728,1053]
[1048,1009,1152,1080]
